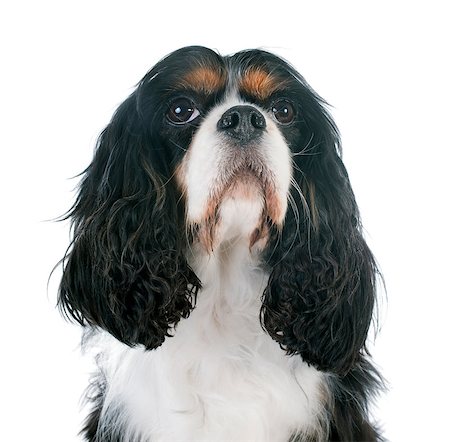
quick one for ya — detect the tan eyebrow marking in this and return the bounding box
[181,66,227,94]
[239,68,286,100]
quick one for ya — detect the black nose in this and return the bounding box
[217,105,266,144]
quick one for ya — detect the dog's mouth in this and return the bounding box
[222,166,265,200]
[191,162,285,252]
[203,161,276,217]
[229,162,285,221]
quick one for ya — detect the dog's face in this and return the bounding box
[132,47,337,254]
[168,54,295,251]
[175,92,291,252]
[59,47,376,376]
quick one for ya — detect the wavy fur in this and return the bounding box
[261,108,378,374]
[58,46,383,441]
[58,88,201,350]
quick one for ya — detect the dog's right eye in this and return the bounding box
[167,98,200,125]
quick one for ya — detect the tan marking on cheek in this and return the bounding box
[174,162,186,192]
[181,67,226,94]
[240,68,285,100]
[197,221,217,254]
[203,201,218,223]
[174,158,192,215]
[265,186,284,226]
[249,222,270,252]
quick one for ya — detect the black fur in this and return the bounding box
[58,50,208,349]
[260,83,377,375]
[58,46,383,441]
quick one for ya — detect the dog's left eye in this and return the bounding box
[271,100,295,125]
[167,98,200,125]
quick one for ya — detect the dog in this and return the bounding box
[59,46,383,441]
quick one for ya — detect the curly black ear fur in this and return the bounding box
[261,96,378,376]
[58,88,200,350]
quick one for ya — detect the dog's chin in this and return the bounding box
[191,169,285,254]
[218,171,266,244]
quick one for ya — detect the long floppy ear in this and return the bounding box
[261,100,377,375]
[58,91,200,350]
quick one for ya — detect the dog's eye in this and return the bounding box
[167,98,200,125]
[271,100,295,125]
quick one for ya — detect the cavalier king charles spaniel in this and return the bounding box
[59,46,383,441]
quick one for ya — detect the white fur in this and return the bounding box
[88,198,328,441]
[181,94,292,226]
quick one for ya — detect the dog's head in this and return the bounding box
[59,46,377,375]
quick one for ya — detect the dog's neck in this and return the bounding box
[187,194,270,309]
[187,235,268,319]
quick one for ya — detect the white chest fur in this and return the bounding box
[91,240,326,441]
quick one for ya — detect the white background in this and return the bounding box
[1,1,449,441]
